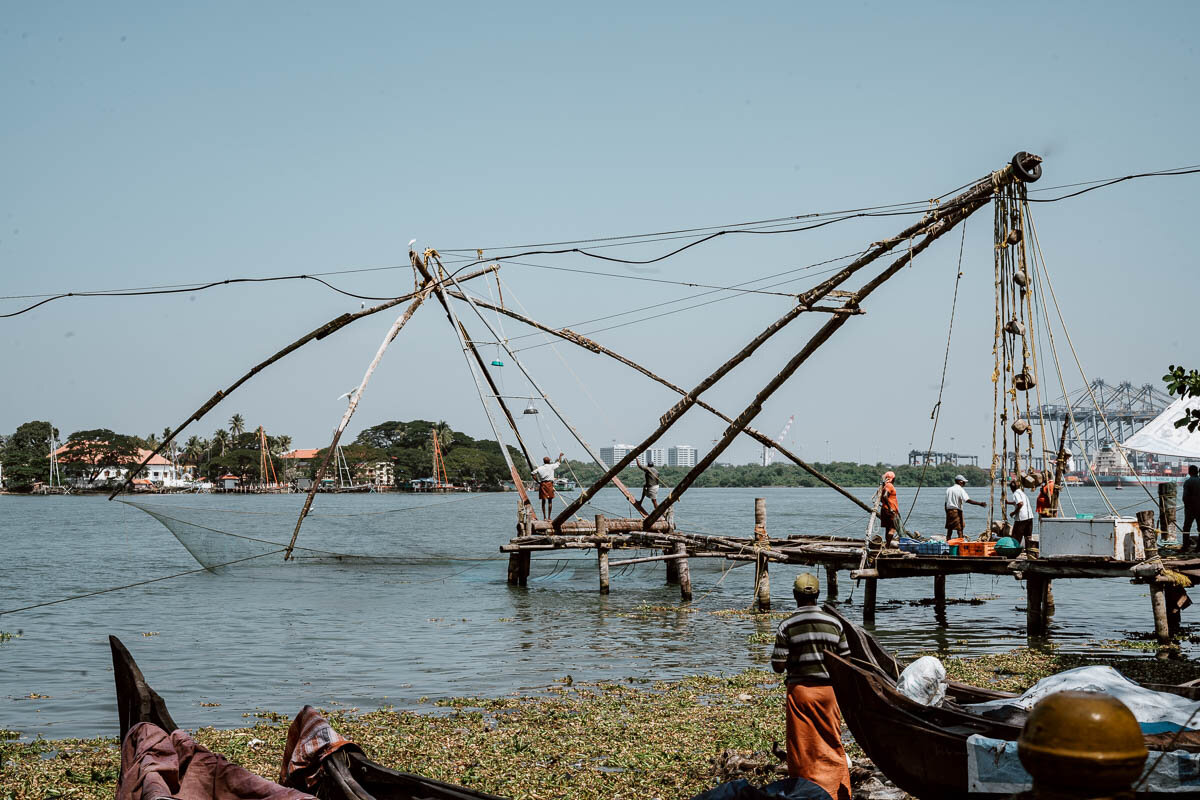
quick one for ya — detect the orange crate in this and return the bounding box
[958,541,996,557]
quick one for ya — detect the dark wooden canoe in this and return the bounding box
[109,636,505,800]
[820,604,1014,703]
[825,652,1016,800]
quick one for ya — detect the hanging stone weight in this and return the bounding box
[1013,370,1036,391]
[1013,270,1029,288]
[1022,472,1039,489]
[1011,419,1031,436]
[1004,318,1026,337]
[1006,229,1022,245]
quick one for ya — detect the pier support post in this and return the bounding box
[1166,585,1187,638]
[753,498,770,611]
[825,566,839,601]
[596,515,610,594]
[1151,582,1171,655]
[863,578,877,625]
[665,552,680,585]
[934,574,946,609]
[1160,483,1178,542]
[674,541,692,601]
[507,552,521,586]
[1027,575,1048,637]
[598,545,610,594]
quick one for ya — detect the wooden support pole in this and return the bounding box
[665,553,681,585]
[517,551,531,587]
[755,552,771,611]
[1045,581,1055,614]
[608,552,690,568]
[1166,585,1185,637]
[934,574,946,609]
[596,515,610,594]
[753,498,770,610]
[674,541,692,601]
[1027,575,1048,637]
[1160,482,1178,541]
[1151,582,1171,654]
[507,553,522,586]
[825,565,839,601]
[1137,510,1160,560]
[863,578,877,625]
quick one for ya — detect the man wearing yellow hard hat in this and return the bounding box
[770,572,852,800]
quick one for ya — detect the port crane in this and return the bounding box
[760,415,794,466]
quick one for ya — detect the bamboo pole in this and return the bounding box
[608,552,690,568]
[645,198,988,527]
[109,265,498,500]
[597,514,610,594]
[433,254,648,520]
[411,252,537,516]
[559,157,1030,527]
[754,498,770,611]
[283,279,437,559]
[1048,421,1070,515]
[448,292,873,513]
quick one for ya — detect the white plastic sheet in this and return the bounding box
[1121,397,1200,459]
[895,655,947,707]
[966,665,1200,729]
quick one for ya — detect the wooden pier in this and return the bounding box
[502,498,1196,654]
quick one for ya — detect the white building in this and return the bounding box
[646,447,666,466]
[56,445,193,489]
[669,445,698,468]
[600,444,635,468]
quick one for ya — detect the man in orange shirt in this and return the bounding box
[878,471,904,547]
[1036,479,1056,518]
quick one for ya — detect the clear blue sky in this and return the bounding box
[2,1,1197,466]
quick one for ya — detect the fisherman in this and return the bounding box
[1006,478,1034,550]
[945,475,986,538]
[770,573,852,800]
[878,471,903,546]
[531,452,564,518]
[636,456,660,508]
[1036,478,1056,518]
[1183,465,1200,552]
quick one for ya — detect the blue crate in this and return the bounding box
[897,537,921,553]
[916,541,951,556]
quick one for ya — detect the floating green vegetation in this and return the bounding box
[0,630,21,644]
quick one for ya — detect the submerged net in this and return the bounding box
[121,494,508,570]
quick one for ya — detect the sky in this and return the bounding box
[2,1,1197,467]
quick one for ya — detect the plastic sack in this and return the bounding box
[896,655,947,706]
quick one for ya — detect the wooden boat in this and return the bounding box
[110,635,505,800]
[820,614,1200,799]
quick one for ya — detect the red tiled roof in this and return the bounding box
[281,449,320,460]
[54,442,171,466]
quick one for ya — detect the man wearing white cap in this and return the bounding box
[945,474,986,538]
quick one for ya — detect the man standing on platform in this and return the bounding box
[1006,478,1034,550]
[879,471,903,547]
[945,474,986,538]
[636,457,660,509]
[532,452,564,519]
[770,573,852,800]
[1182,465,1200,552]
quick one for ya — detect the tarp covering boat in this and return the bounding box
[1121,397,1200,458]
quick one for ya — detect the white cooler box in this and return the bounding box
[1038,516,1145,560]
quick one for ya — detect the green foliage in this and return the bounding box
[0,420,57,491]
[564,459,990,488]
[59,429,142,483]
[352,420,524,487]
[1164,364,1200,432]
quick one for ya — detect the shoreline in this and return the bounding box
[4,649,1198,800]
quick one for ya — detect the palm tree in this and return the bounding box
[274,434,292,455]
[183,435,204,465]
[212,429,230,456]
[432,421,455,450]
[228,414,246,438]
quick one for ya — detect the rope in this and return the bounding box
[1025,203,1154,507]
[904,221,967,524]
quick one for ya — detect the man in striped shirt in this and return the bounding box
[770,573,852,800]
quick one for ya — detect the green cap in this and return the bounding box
[793,573,820,596]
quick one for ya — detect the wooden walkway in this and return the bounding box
[502,501,1195,654]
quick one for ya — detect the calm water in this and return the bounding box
[0,484,1173,740]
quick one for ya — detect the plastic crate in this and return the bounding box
[897,537,921,553]
[916,541,951,556]
[958,541,996,557]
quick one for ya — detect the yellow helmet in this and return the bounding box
[793,573,820,596]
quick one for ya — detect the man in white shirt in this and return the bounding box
[945,475,986,538]
[532,452,564,518]
[1006,478,1034,549]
